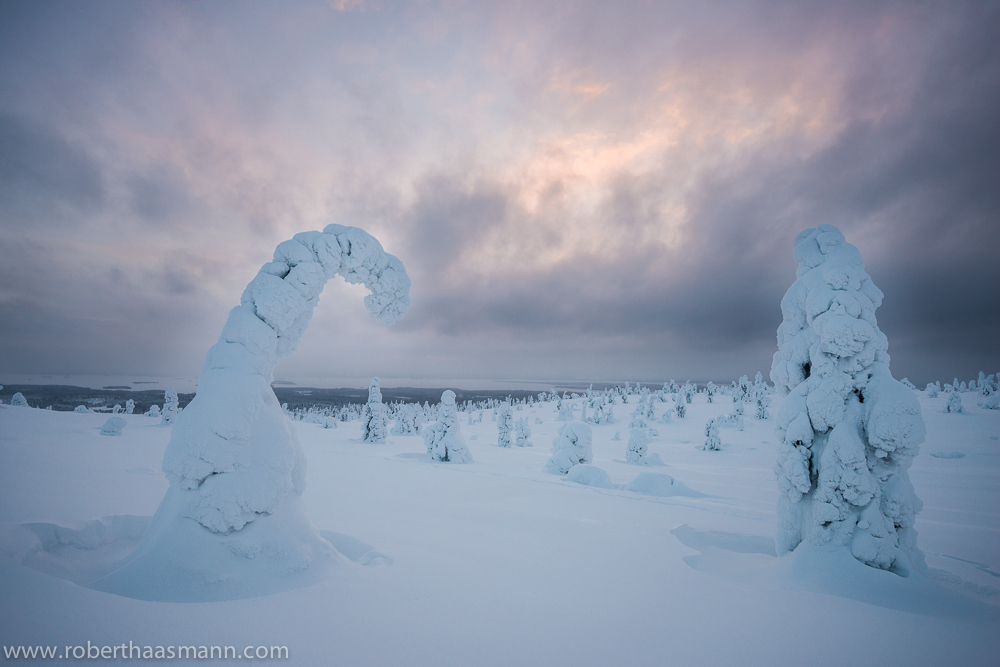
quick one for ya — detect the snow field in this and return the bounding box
[1,387,998,665]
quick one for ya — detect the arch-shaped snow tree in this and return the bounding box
[770,225,925,575]
[90,225,410,601]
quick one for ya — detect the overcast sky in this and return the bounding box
[1,0,997,388]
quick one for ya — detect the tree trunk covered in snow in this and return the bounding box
[771,225,925,575]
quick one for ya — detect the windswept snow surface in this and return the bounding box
[1,390,998,666]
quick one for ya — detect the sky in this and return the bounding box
[0,0,997,388]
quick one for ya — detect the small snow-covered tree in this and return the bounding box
[124,399,135,415]
[925,383,939,398]
[705,381,716,403]
[673,396,685,418]
[497,403,514,448]
[770,225,926,574]
[755,393,769,420]
[423,390,473,463]
[900,378,916,390]
[10,392,28,407]
[146,405,160,418]
[626,428,648,463]
[944,392,963,414]
[728,402,744,430]
[362,377,388,443]
[391,404,419,435]
[515,418,533,447]
[544,421,593,474]
[112,404,123,414]
[702,418,721,451]
[160,388,179,426]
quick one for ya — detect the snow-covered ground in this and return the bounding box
[1,390,997,665]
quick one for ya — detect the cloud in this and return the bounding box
[0,0,996,386]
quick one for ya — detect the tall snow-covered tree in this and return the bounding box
[90,224,410,601]
[771,225,926,575]
[423,390,473,463]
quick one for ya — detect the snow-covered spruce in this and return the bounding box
[362,377,388,443]
[626,428,648,463]
[770,225,926,575]
[497,403,514,448]
[89,225,410,602]
[944,392,963,414]
[391,404,420,435]
[544,421,593,474]
[124,399,135,415]
[160,388,179,426]
[515,418,532,447]
[423,390,473,463]
[10,392,28,407]
[702,418,721,451]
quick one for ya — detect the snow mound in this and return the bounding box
[99,417,126,436]
[626,473,705,498]
[88,225,409,602]
[3,516,151,586]
[566,464,613,489]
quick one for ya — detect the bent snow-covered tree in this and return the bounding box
[90,225,410,601]
[771,225,925,575]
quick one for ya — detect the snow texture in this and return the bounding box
[99,417,126,436]
[422,390,473,463]
[770,225,926,575]
[89,224,410,601]
[544,421,593,474]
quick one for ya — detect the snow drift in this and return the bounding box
[89,225,410,601]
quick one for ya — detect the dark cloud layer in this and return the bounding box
[0,1,997,386]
